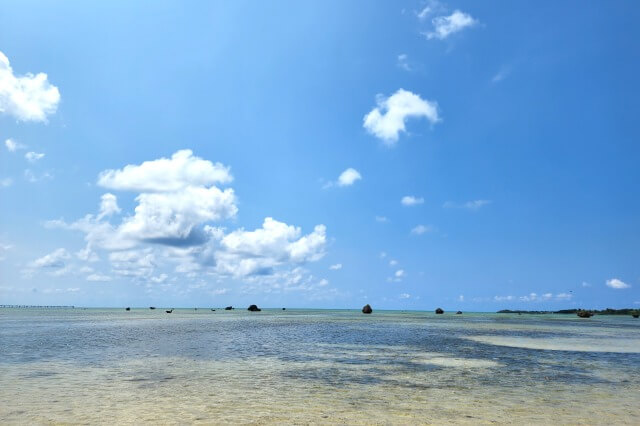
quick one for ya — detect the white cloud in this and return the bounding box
[86,273,112,282]
[337,168,362,187]
[411,224,433,235]
[581,281,591,287]
[443,200,491,210]
[401,195,424,206]
[555,293,572,301]
[5,138,26,152]
[395,269,405,278]
[0,51,60,122]
[397,54,410,71]
[399,293,411,299]
[97,193,121,220]
[389,259,398,266]
[379,251,387,259]
[97,149,232,192]
[363,89,440,144]
[30,248,70,268]
[606,278,631,289]
[424,10,477,40]
[0,243,12,261]
[0,177,12,187]
[25,151,45,163]
[375,216,388,223]
[110,249,156,278]
[215,218,326,277]
[458,294,464,302]
[329,263,342,270]
[150,273,168,283]
[492,66,510,83]
[494,295,514,302]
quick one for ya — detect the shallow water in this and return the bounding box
[1,308,639,424]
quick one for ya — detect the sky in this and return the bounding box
[1,0,639,310]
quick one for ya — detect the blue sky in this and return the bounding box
[1,0,639,310]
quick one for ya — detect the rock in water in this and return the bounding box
[248,304,261,312]
[224,306,233,310]
[125,307,130,311]
[456,311,462,315]
[576,310,593,318]
[362,304,373,314]
[435,308,444,314]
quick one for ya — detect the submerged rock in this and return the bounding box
[224,306,233,310]
[435,308,444,314]
[248,304,261,312]
[362,304,373,314]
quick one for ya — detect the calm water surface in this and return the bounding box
[1,308,639,424]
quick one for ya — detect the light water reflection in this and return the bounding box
[1,309,639,424]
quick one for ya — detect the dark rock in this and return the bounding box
[165,309,173,313]
[211,309,216,312]
[248,304,261,312]
[576,310,593,318]
[224,306,233,310]
[282,308,286,310]
[456,311,462,315]
[362,304,373,314]
[149,306,156,310]
[632,313,639,318]
[125,307,130,311]
[435,308,444,314]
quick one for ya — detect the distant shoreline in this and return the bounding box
[498,308,639,315]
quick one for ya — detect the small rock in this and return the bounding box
[224,306,233,310]
[248,304,261,312]
[456,311,462,315]
[362,304,373,314]
[435,308,444,314]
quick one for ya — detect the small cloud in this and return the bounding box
[24,169,53,183]
[389,259,398,266]
[0,51,61,122]
[30,248,70,269]
[401,195,424,206]
[329,263,342,270]
[555,293,572,301]
[25,151,45,163]
[458,294,464,302]
[151,273,168,283]
[5,138,26,152]
[606,278,631,289]
[494,295,514,302]
[492,66,511,83]
[337,168,362,187]
[411,224,433,235]
[363,89,440,145]
[0,177,12,187]
[399,293,411,299]
[379,251,387,259]
[581,281,591,287]
[397,54,411,71]
[395,269,405,278]
[211,288,229,296]
[423,10,477,40]
[443,200,491,210]
[86,273,112,282]
[375,216,389,223]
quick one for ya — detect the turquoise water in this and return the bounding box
[1,308,639,424]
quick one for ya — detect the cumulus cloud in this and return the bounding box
[495,292,574,302]
[30,248,70,268]
[337,168,362,187]
[424,10,477,40]
[443,200,491,210]
[97,193,121,220]
[411,225,433,235]
[363,89,440,144]
[329,263,342,270]
[402,195,424,206]
[606,278,631,289]
[98,149,232,192]
[0,51,60,122]
[5,138,26,152]
[215,218,326,277]
[25,151,45,163]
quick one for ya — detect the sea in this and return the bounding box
[1,308,639,424]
